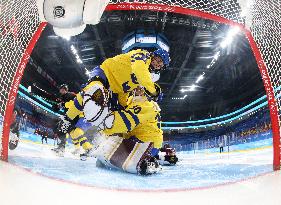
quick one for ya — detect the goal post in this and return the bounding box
[0,22,47,161]
[0,0,280,170]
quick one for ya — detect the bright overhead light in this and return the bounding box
[70,45,77,54]
[196,74,205,83]
[85,69,91,76]
[189,84,196,91]
[178,95,187,100]
[214,51,220,60]
[220,36,234,48]
[180,88,189,93]
[229,26,240,36]
[220,40,228,48]
[220,26,240,48]
[70,45,83,64]
[180,84,197,92]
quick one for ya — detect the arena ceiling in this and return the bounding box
[22,10,266,121]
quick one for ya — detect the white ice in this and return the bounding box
[6,131,274,191]
[1,143,281,205]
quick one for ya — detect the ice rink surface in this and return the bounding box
[1,132,281,205]
[7,138,273,190]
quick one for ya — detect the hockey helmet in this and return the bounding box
[153,49,170,67]
[59,84,68,91]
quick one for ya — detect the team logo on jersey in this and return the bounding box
[53,6,65,18]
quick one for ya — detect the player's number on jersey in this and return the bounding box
[132,105,141,114]
[122,74,139,93]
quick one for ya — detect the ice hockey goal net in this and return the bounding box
[0,0,280,170]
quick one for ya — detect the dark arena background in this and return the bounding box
[0,1,281,205]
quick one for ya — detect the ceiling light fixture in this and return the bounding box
[189,84,196,91]
[70,45,83,64]
[220,26,240,48]
[195,73,205,83]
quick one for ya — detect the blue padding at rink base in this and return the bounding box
[169,130,272,153]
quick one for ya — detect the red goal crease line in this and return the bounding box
[1,3,280,170]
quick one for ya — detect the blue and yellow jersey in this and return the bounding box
[103,98,163,149]
[101,49,156,107]
[125,101,163,148]
[64,81,104,120]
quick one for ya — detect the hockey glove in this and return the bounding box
[57,115,74,134]
[144,83,163,102]
[164,155,178,165]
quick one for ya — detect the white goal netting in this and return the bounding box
[0,0,280,168]
[0,0,41,160]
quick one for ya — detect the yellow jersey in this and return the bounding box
[125,100,163,149]
[103,97,163,149]
[101,49,156,107]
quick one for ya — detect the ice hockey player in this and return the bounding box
[93,86,164,175]
[60,48,170,130]
[58,49,170,158]
[52,84,75,155]
[55,85,99,158]
[9,108,20,150]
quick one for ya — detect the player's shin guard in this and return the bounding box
[70,128,92,151]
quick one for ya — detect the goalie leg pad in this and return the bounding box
[94,135,160,174]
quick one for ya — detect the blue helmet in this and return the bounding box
[153,49,170,67]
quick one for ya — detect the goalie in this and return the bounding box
[92,86,164,175]
[9,108,21,150]
[59,48,170,132]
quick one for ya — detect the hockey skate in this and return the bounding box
[138,157,162,175]
[51,145,65,157]
[80,148,96,161]
[9,132,19,150]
